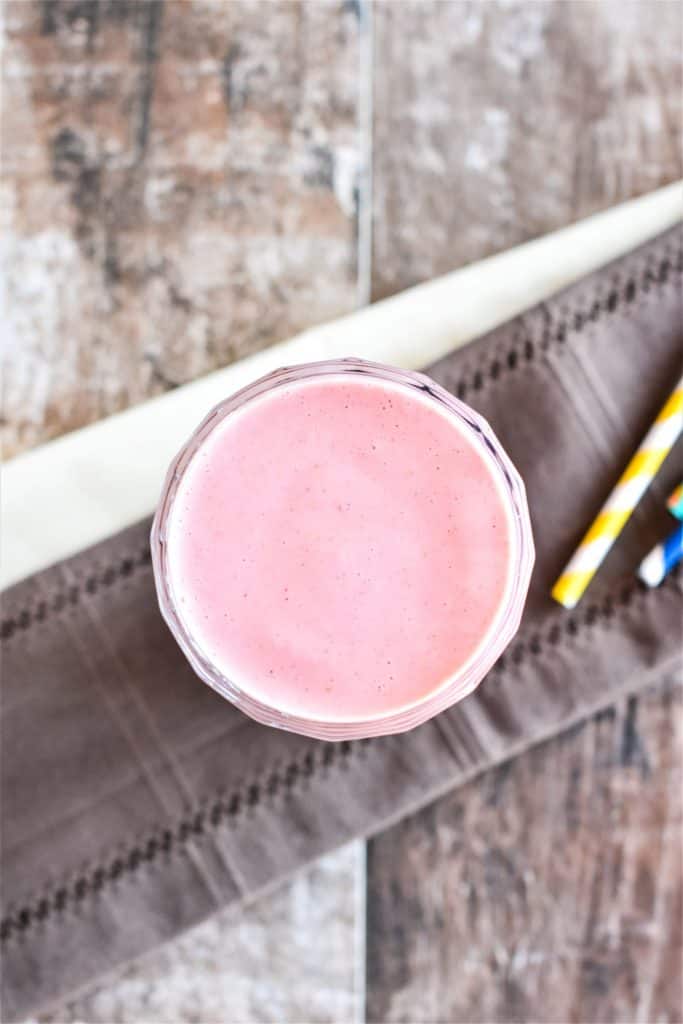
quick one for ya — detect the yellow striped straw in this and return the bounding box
[552,376,683,609]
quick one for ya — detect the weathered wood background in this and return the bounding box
[367,678,682,1024]
[367,6,682,1021]
[3,1,681,1022]
[371,0,682,298]
[2,0,363,455]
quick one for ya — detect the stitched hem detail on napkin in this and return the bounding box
[2,562,680,946]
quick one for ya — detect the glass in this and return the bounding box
[151,359,535,740]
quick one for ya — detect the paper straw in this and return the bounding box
[666,482,683,520]
[637,523,683,587]
[552,376,683,608]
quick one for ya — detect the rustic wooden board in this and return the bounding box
[366,676,683,1024]
[1,0,364,457]
[368,4,682,1019]
[3,2,367,1020]
[371,0,683,300]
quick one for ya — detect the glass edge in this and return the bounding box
[150,358,536,742]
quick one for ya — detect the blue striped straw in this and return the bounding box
[637,523,683,587]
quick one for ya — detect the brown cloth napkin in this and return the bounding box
[2,226,682,1021]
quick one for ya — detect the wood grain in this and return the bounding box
[372,0,683,300]
[368,5,682,1019]
[2,0,364,457]
[366,676,683,1024]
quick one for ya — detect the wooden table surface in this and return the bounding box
[3,2,681,1022]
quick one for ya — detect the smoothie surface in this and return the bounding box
[166,374,514,721]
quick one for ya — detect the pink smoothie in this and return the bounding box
[165,374,514,722]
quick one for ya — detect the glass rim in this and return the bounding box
[151,358,535,741]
